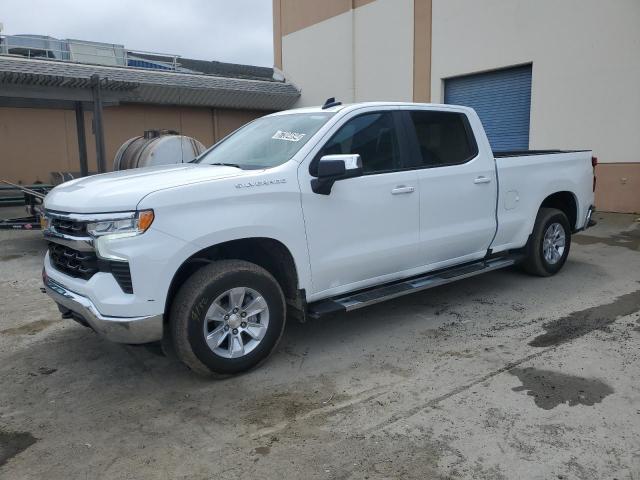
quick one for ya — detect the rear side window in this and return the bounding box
[408,111,478,167]
[314,112,401,175]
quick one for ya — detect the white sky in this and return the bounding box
[0,0,274,67]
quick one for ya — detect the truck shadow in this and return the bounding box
[280,257,608,350]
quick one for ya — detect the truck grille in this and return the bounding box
[51,218,87,236]
[48,243,98,280]
[48,243,134,294]
[46,212,134,294]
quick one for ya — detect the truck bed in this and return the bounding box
[490,149,594,253]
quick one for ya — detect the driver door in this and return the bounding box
[299,109,421,299]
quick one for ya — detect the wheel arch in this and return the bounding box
[539,191,578,231]
[164,237,302,325]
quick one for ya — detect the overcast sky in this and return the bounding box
[0,0,274,67]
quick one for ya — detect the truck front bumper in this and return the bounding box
[44,274,163,344]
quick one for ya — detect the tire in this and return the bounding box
[170,260,286,377]
[522,208,572,277]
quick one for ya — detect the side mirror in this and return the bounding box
[311,154,363,195]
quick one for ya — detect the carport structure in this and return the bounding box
[0,55,300,182]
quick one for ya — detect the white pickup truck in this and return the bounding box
[42,101,596,376]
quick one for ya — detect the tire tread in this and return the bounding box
[522,208,571,277]
[170,260,285,377]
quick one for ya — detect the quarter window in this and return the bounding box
[315,112,401,175]
[408,111,478,167]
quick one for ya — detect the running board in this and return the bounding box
[307,257,516,319]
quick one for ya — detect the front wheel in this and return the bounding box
[170,260,286,376]
[522,208,571,277]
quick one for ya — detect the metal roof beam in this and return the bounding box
[0,83,125,103]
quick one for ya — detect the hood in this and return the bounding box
[44,164,249,213]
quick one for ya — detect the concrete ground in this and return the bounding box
[1,211,639,480]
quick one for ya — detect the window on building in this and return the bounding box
[408,111,478,167]
[316,112,400,175]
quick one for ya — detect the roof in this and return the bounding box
[270,101,462,116]
[0,56,300,110]
[132,53,276,82]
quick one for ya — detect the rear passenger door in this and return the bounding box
[402,108,497,268]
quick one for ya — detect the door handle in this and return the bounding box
[473,176,492,184]
[391,185,415,195]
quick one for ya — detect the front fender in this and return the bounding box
[137,176,312,299]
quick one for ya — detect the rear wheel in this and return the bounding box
[171,260,286,376]
[522,208,571,277]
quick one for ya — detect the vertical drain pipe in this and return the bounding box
[91,74,106,173]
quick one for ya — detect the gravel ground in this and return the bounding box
[0,211,639,479]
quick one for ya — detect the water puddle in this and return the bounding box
[529,289,640,347]
[0,319,58,336]
[573,225,640,251]
[0,254,23,262]
[510,368,613,410]
[0,429,37,466]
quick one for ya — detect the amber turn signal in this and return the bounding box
[137,210,155,232]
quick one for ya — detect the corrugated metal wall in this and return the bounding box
[444,65,532,151]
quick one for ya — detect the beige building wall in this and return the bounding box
[430,0,640,212]
[278,0,420,107]
[354,0,414,102]
[0,108,79,184]
[0,105,266,184]
[275,0,638,212]
[282,10,356,106]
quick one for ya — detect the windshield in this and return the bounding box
[196,112,334,169]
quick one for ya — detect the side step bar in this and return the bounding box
[307,257,517,319]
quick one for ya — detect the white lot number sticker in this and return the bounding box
[272,130,306,142]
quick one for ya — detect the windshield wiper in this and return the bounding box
[206,162,243,169]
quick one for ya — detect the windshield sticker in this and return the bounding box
[272,130,306,142]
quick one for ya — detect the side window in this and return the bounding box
[315,112,401,175]
[408,111,478,167]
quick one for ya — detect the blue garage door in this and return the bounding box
[444,65,532,152]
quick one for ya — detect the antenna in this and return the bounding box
[322,97,342,109]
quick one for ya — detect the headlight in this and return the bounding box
[87,210,154,238]
[89,210,154,261]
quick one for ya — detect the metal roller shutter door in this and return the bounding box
[444,65,532,152]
